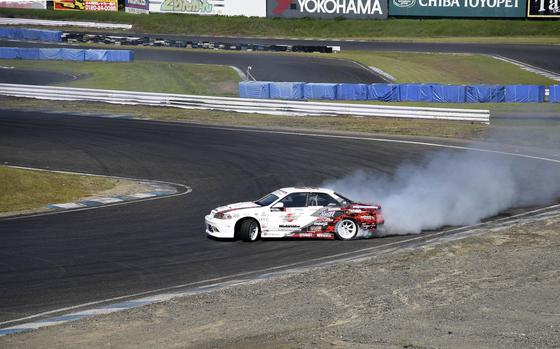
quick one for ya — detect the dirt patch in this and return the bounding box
[2,212,560,348]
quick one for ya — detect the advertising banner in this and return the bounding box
[389,0,526,17]
[0,0,46,9]
[149,0,266,16]
[54,0,117,11]
[527,0,560,17]
[126,0,149,13]
[267,0,388,19]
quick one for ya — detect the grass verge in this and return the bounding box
[1,9,560,42]
[335,51,557,85]
[1,96,489,140]
[1,59,241,96]
[0,166,117,213]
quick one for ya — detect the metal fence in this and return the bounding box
[0,83,490,123]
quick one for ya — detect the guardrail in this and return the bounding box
[0,83,490,123]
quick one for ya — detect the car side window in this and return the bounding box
[310,193,340,207]
[280,193,308,208]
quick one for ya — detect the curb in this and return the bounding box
[0,165,191,221]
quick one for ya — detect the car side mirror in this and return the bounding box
[271,202,284,211]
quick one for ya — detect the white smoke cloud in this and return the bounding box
[324,149,560,235]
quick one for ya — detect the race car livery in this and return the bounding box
[205,187,383,242]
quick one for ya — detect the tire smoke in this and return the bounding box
[324,150,560,235]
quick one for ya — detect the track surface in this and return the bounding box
[65,32,560,73]
[1,36,559,325]
[2,109,556,324]
[0,40,384,83]
[0,109,483,322]
[0,68,76,85]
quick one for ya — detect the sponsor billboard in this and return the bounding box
[267,0,388,19]
[54,0,117,11]
[0,0,46,9]
[126,0,149,13]
[149,0,266,16]
[527,0,560,17]
[389,0,526,17]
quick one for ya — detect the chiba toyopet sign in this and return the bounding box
[267,0,388,19]
[528,0,560,17]
[390,0,526,17]
[149,0,266,16]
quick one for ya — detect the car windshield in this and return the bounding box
[334,192,354,205]
[255,193,279,206]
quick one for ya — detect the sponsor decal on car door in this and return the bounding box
[267,193,317,236]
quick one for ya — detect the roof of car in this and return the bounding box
[277,187,336,195]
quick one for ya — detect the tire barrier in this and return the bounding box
[0,27,61,42]
[60,32,338,53]
[0,83,490,123]
[0,47,134,62]
[241,82,552,103]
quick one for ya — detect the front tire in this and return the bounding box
[238,219,260,242]
[334,219,358,240]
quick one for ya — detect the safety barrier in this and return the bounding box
[550,86,560,103]
[241,82,551,104]
[0,47,134,62]
[0,27,61,42]
[0,83,490,123]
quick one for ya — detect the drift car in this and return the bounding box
[205,187,383,242]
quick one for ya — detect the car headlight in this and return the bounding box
[214,212,233,219]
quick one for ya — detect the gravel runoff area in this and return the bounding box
[2,208,559,348]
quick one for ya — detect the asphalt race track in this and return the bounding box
[0,68,76,85]
[0,40,384,83]
[2,109,558,324]
[1,35,559,327]
[172,35,560,73]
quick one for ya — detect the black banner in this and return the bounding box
[527,0,560,17]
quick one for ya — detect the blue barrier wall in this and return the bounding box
[367,84,399,102]
[0,47,17,59]
[432,85,466,103]
[398,84,437,102]
[0,27,61,42]
[505,85,545,103]
[239,81,556,104]
[0,47,134,62]
[17,48,40,60]
[336,83,368,100]
[304,83,337,100]
[269,82,305,100]
[466,85,505,103]
[239,81,271,99]
[551,86,560,103]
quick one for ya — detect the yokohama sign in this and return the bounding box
[267,0,388,18]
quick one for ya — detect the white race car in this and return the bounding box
[205,187,383,242]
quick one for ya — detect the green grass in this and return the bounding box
[0,166,116,213]
[1,8,560,42]
[335,51,556,85]
[2,59,241,96]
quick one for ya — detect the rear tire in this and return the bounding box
[334,219,358,240]
[238,219,260,242]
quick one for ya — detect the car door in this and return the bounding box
[266,192,316,237]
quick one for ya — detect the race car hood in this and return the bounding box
[212,201,261,214]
